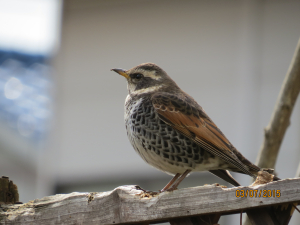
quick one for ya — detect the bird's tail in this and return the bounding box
[209,169,241,186]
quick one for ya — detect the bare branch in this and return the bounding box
[256,38,300,169]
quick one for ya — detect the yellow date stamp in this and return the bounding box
[236,189,281,198]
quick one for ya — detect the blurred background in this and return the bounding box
[0,0,300,224]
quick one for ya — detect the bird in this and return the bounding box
[111,63,278,192]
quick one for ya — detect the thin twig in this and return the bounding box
[240,210,243,225]
[292,204,300,214]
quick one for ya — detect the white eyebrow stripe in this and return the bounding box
[131,85,164,95]
[135,69,161,80]
[146,72,161,80]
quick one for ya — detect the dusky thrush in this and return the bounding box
[111,63,278,192]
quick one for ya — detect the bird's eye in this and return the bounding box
[132,73,143,80]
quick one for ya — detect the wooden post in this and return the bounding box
[0,176,19,204]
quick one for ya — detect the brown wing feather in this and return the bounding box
[152,93,255,177]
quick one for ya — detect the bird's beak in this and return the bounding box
[111,68,129,79]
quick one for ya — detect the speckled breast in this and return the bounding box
[124,95,219,175]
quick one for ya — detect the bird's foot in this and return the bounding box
[134,185,147,192]
[159,186,178,193]
[135,184,179,194]
[134,185,159,195]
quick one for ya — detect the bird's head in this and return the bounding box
[111,63,179,95]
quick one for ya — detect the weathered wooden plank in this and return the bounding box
[0,178,300,225]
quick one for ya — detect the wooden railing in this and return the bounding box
[1,177,299,225]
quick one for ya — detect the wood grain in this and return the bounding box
[1,178,300,225]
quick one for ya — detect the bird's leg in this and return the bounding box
[161,170,191,192]
[167,169,191,191]
[160,173,181,192]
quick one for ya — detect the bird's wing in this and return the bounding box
[151,93,255,177]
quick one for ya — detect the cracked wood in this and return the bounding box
[0,178,300,225]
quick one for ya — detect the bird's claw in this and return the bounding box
[134,185,159,195]
[159,187,178,193]
[135,185,178,194]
